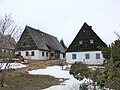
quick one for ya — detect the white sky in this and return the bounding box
[0,0,120,46]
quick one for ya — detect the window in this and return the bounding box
[83,30,85,33]
[72,54,76,59]
[90,40,94,44]
[23,42,26,46]
[50,53,53,56]
[3,50,6,53]
[63,53,65,58]
[26,52,29,56]
[31,51,34,56]
[79,40,83,44]
[42,52,44,56]
[96,53,100,59]
[18,52,21,56]
[46,52,48,57]
[41,33,44,35]
[85,53,90,59]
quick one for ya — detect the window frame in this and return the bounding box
[31,51,35,56]
[72,54,76,59]
[90,39,94,44]
[50,53,54,56]
[18,52,21,56]
[46,52,48,57]
[96,53,100,59]
[26,52,29,56]
[85,53,90,59]
[79,40,83,44]
[23,42,26,46]
[63,53,65,58]
[42,52,44,56]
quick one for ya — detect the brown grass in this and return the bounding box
[0,60,66,90]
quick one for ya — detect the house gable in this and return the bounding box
[66,22,107,52]
[0,34,16,50]
[16,26,38,51]
[16,26,65,53]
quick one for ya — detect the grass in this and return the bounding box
[0,74,61,90]
[0,60,66,90]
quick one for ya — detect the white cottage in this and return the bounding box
[66,23,107,65]
[16,26,65,60]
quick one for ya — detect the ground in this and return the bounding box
[28,65,90,90]
[0,60,66,90]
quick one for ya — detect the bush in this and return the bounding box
[69,61,90,80]
[79,83,88,90]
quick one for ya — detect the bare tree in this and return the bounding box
[0,14,21,87]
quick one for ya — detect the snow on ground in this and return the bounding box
[43,78,90,90]
[28,66,71,78]
[28,65,91,90]
[0,63,27,70]
[62,65,71,70]
[88,66,105,70]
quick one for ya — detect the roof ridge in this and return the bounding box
[26,25,57,39]
[24,25,65,53]
[26,26,40,50]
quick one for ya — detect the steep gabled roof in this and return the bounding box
[66,22,107,52]
[0,35,16,50]
[16,26,65,53]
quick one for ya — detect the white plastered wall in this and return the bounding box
[15,50,49,60]
[66,51,104,65]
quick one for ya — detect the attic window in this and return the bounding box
[41,33,44,35]
[90,40,94,44]
[23,42,26,46]
[79,40,83,44]
[83,30,85,33]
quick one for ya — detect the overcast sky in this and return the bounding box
[0,0,120,46]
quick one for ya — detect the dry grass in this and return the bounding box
[0,60,66,90]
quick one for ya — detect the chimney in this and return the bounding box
[89,26,92,29]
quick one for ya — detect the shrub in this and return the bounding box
[69,61,90,80]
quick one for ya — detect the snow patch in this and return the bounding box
[0,63,27,70]
[28,66,72,79]
[28,65,90,90]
